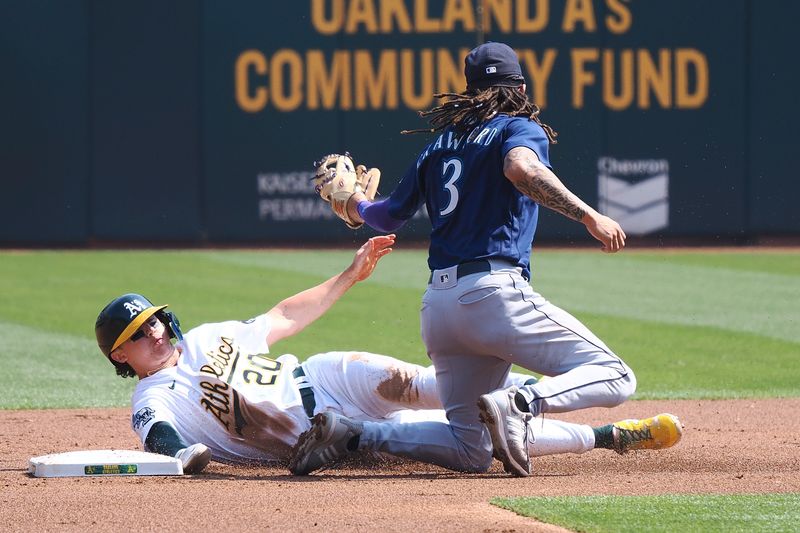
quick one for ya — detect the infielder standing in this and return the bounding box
[291,42,681,476]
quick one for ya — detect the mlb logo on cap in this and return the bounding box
[464,41,525,90]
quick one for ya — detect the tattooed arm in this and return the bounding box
[504,146,626,253]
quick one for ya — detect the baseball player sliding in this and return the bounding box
[95,237,680,474]
[291,42,682,477]
[95,236,394,472]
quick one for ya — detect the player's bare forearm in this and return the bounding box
[266,275,352,344]
[504,146,589,222]
[265,235,395,344]
[504,146,626,252]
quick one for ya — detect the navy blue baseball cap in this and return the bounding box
[464,42,524,90]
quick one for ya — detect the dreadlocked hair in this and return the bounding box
[401,86,558,144]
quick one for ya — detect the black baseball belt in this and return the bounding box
[292,365,316,419]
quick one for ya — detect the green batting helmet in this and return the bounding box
[95,293,183,378]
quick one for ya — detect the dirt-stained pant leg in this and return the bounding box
[304,351,535,421]
[304,351,442,419]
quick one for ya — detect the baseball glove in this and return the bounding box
[312,153,381,229]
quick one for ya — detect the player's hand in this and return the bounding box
[583,213,626,253]
[349,234,395,281]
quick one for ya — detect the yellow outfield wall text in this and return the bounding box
[235,46,708,112]
[309,0,633,34]
[233,0,709,113]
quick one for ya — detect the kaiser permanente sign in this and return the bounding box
[234,0,708,113]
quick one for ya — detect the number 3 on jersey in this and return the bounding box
[440,157,463,216]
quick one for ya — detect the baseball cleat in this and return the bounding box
[289,412,363,475]
[175,443,211,474]
[612,413,683,454]
[477,386,533,477]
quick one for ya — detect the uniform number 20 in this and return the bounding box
[242,354,281,386]
[439,158,463,216]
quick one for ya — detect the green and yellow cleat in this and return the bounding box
[612,413,683,454]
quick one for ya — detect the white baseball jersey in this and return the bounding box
[130,314,310,464]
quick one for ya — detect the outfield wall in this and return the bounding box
[1,0,798,245]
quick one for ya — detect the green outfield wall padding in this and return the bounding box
[1,0,797,245]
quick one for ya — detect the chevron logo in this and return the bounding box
[597,158,669,236]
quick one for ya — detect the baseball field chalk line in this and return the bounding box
[28,449,183,477]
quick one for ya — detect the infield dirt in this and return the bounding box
[3,399,799,532]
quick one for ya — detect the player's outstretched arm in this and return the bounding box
[265,235,395,345]
[504,146,626,253]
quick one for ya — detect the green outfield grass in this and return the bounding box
[493,493,800,533]
[0,248,797,408]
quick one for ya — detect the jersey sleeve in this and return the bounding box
[358,198,405,232]
[130,393,175,446]
[223,313,271,354]
[386,158,427,221]
[501,118,551,169]
[184,313,272,355]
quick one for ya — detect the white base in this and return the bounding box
[28,449,183,477]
